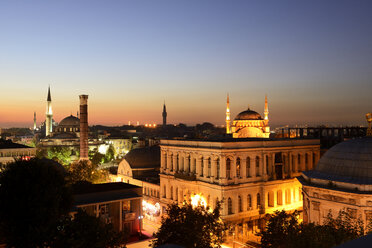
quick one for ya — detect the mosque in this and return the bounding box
[37,87,103,156]
[226,94,270,138]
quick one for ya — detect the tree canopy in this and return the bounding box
[257,210,368,248]
[151,201,226,248]
[68,159,108,184]
[0,158,72,247]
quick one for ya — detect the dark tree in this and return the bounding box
[257,210,367,248]
[151,201,226,248]
[51,209,127,248]
[68,160,107,184]
[0,158,72,248]
[258,210,300,248]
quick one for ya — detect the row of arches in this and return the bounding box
[162,150,319,182]
[143,187,159,198]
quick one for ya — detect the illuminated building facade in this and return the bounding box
[159,138,320,241]
[299,114,372,228]
[230,95,270,138]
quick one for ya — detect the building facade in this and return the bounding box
[159,138,320,241]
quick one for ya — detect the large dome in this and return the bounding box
[234,109,263,120]
[58,115,80,127]
[313,137,372,184]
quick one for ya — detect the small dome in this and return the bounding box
[124,146,160,169]
[314,137,372,183]
[234,109,263,120]
[58,115,80,127]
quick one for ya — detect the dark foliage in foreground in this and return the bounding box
[257,210,367,248]
[151,201,226,248]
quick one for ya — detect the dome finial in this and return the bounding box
[366,113,372,136]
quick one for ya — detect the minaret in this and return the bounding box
[45,86,53,136]
[162,102,167,127]
[226,93,231,134]
[264,94,269,121]
[79,95,89,160]
[33,112,37,131]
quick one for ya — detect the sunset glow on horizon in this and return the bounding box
[1,0,371,128]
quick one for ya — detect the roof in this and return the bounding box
[311,137,372,184]
[0,139,32,149]
[72,182,141,206]
[124,145,160,169]
[47,86,51,101]
[234,108,263,121]
[58,115,80,127]
[72,182,140,195]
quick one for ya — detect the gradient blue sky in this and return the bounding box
[1,0,371,128]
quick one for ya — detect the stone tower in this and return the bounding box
[162,102,167,127]
[79,95,89,160]
[45,86,53,136]
[226,93,231,134]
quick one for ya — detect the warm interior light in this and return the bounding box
[190,194,207,208]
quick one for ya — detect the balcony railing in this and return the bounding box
[174,172,196,181]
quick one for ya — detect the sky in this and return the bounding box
[1,0,371,128]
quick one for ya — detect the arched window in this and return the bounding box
[208,158,211,177]
[216,158,220,179]
[257,193,261,209]
[200,157,204,177]
[292,155,296,172]
[246,157,250,177]
[163,185,166,198]
[298,154,301,171]
[247,194,252,209]
[170,154,173,171]
[228,197,233,214]
[265,155,269,175]
[164,152,167,169]
[236,157,241,178]
[170,186,173,200]
[226,158,231,179]
[256,156,260,176]
[238,196,242,212]
[175,188,178,202]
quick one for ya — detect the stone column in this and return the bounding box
[196,157,203,177]
[220,155,226,183]
[211,159,217,178]
[173,154,177,172]
[184,155,190,173]
[203,158,208,178]
[242,157,247,179]
[167,153,172,172]
[79,95,89,160]
[190,155,196,174]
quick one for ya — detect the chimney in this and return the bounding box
[79,95,89,160]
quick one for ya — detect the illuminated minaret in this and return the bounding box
[33,111,37,131]
[264,94,269,121]
[162,102,167,126]
[226,93,231,134]
[45,86,53,136]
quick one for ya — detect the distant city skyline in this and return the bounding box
[1,0,371,128]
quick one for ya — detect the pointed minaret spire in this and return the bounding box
[226,93,231,134]
[162,101,167,127]
[264,94,269,121]
[47,85,51,102]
